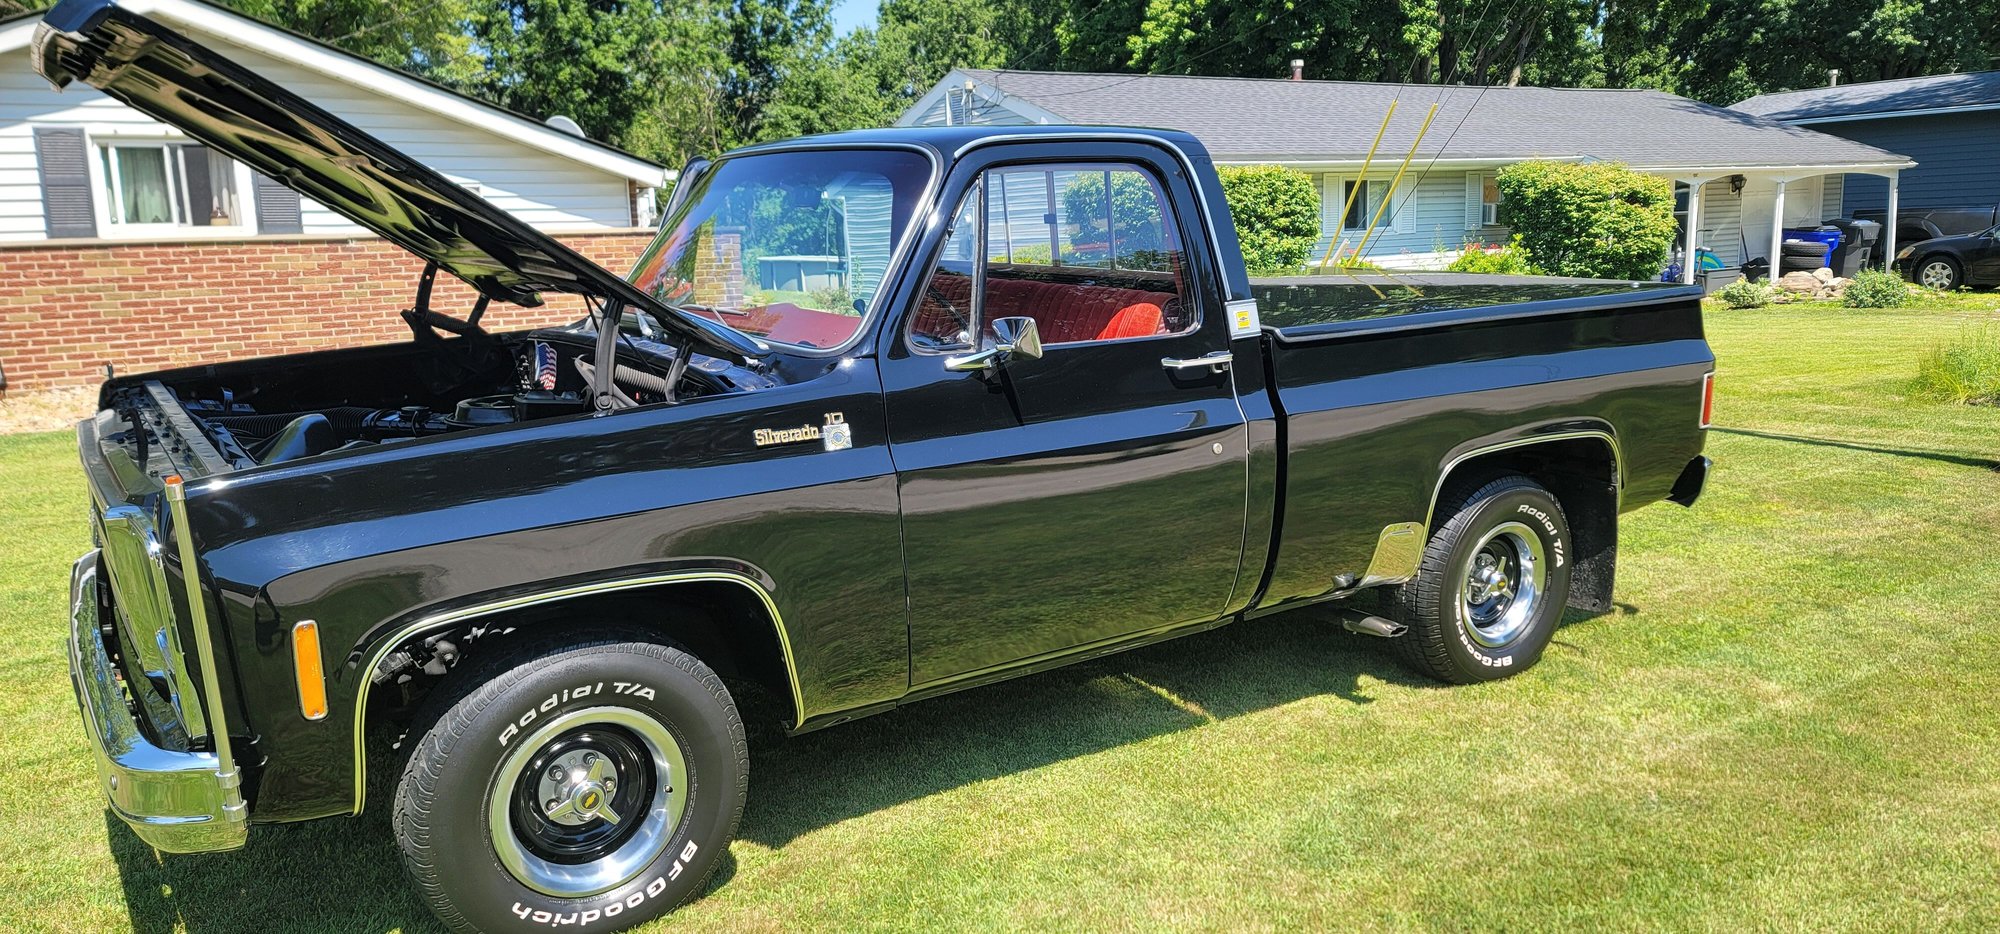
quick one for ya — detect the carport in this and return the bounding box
[1655,161,1912,286]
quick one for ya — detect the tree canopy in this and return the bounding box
[7,0,1998,169]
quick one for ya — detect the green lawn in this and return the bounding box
[5,303,2000,932]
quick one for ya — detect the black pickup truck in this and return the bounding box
[38,2,1713,931]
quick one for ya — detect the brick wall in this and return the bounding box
[0,230,655,392]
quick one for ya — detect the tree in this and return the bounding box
[229,0,478,80]
[464,0,718,152]
[719,0,834,144]
[1124,0,1599,86]
[757,0,1015,142]
[1495,160,1677,280]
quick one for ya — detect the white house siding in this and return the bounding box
[0,44,635,242]
[1312,170,1477,268]
[906,91,1035,128]
[1697,182,1746,267]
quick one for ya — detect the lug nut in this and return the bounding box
[546,798,561,813]
[548,764,564,780]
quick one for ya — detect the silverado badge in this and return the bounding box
[754,412,851,451]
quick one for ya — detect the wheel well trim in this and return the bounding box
[1425,429,1623,535]
[348,570,801,816]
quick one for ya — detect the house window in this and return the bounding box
[1340,179,1370,231]
[1330,177,1403,234]
[97,141,245,231]
[1481,175,1501,226]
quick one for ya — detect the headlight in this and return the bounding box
[1896,245,1915,260]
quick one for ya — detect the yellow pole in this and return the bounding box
[1351,102,1440,262]
[1318,101,1398,271]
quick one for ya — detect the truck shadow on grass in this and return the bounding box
[103,604,1472,932]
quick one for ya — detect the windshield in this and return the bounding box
[628,148,933,350]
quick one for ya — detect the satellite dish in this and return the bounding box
[545,115,585,138]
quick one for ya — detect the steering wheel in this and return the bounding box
[924,282,974,346]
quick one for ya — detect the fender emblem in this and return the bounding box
[754,412,851,451]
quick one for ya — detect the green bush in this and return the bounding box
[1716,277,1776,309]
[1494,161,1677,280]
[1842,269,1912,308]
[1910,326,2000,405]
[1447,235,1541,275]
[1216,164,1321,272]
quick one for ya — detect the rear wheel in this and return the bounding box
[394,635,747,933]
[1387,475,1572,683]
[1917,256,1961,291]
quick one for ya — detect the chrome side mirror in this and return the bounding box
[945,316,1043,371]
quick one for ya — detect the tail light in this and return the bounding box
[1700,372,1715,428]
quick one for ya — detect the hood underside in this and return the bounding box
[31,0,759,361]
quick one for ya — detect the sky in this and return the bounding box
[830,0,878,35]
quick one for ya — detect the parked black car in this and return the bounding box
[1897,225,2000,290]
[38,1,1715,931]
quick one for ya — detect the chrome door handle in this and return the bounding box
[1161,351,1232,373]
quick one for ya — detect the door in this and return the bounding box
[880,142,1251,687]
[1968,227,2000,284]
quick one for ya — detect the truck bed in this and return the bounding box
[1245,272,1712,610]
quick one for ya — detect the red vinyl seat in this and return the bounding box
[912,273,1176,345]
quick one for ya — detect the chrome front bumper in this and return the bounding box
[68,551,248,853]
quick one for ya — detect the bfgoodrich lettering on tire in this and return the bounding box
[393,635,747,933]
[1387,475,1573,684]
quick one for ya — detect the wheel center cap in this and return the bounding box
[571,780,608,816]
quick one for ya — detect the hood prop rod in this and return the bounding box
[591,297,626,413]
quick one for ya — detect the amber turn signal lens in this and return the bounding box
[293,620,328,721]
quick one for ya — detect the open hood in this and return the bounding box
[31,0,762,361]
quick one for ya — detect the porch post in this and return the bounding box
[1682,178,1704,285]
[1768,178,1788,281]
[1882,171,1900,271]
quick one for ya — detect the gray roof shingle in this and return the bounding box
[959,69,1909,170]
[1732,70,2000,121]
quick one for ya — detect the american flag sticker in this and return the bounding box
[534,342,558,390]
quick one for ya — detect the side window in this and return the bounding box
[910,162,1196,351]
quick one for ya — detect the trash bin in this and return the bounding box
[1779,225,1843,273]
[1825,218,1881,276]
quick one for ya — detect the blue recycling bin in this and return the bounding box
[1781,227,1842,268]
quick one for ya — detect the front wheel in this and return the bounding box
[394,636,747,933]
[1387,475,1573,684]
[1916,256,1961,291]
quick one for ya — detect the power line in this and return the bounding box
[1383,0,1534,230]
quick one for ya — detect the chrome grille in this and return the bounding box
[95,502,206,749]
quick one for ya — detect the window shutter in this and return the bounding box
[1391,184,1414,234]
[1466,174,1484,231]
[33,127,96,239]
[252,170,303,233]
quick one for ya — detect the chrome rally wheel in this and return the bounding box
[490,708,689,898]
[1458,521,1547,650]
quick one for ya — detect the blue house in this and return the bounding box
[1734,72,2000,242]
[901,70,1912,281]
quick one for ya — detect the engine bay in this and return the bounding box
[104,321,782,474]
